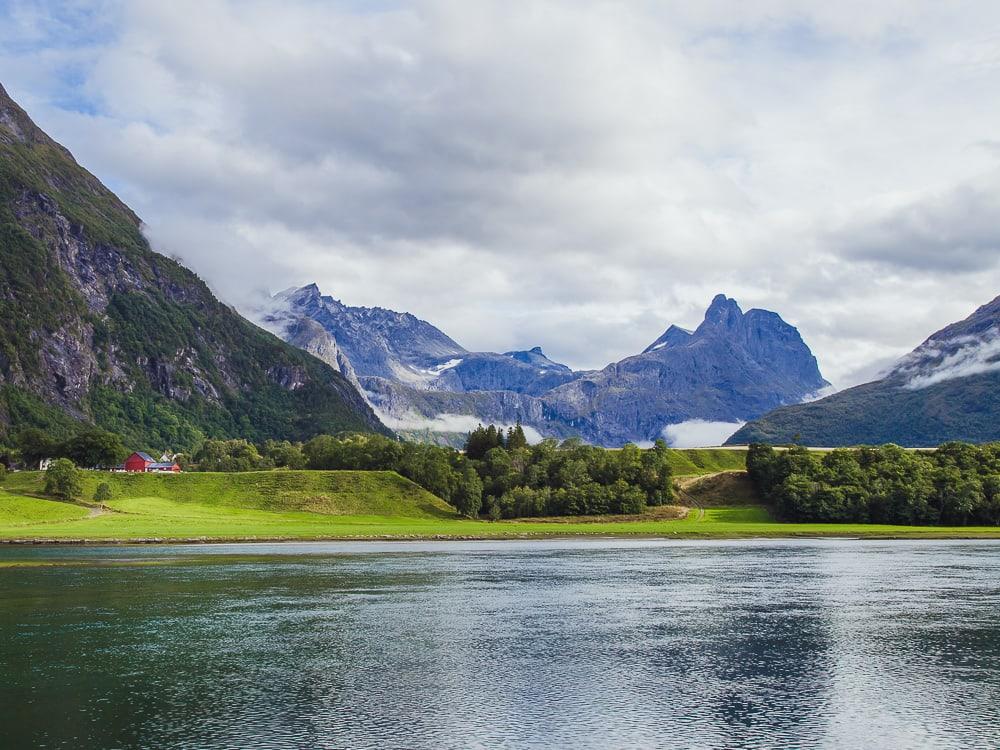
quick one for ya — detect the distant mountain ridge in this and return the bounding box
[268,286,829,446]
[0,83,386,450]
[728,294,1000,446]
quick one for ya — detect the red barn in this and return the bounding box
[124,452,155,472]
[123,452,181,473]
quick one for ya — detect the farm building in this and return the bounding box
[122,452,181,473]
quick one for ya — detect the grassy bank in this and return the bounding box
[1,468,999,541]
[664,447,747,476]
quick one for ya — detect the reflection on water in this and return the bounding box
[1,539,999,749]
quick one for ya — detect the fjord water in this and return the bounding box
[2,540,999,749]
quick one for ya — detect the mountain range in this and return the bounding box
[727,295,1000,447]
[0,83,385,451]
[264,285,830,446]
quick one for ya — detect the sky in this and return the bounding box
[2,0,1000,388]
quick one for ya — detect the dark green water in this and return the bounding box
[1,539,999,749]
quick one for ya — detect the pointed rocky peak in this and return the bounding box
[699,294,744,331]
[643,324,693,354]
[276,283,344,313]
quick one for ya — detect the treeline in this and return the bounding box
[747,443,1000,525]
[185,424,675,518]
[2,428,129,469]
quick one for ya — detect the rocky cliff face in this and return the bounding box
[728,295,1000,447]
[0,83,386,449]
[271,285,828,446]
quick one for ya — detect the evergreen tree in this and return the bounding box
[506,422,528,451]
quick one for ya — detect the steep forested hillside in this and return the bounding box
[0,83,386,450]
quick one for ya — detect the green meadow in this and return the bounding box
[1,467,999,542]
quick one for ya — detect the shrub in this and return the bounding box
[94,482,112,503]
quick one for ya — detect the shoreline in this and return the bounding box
[5,530,1000,545]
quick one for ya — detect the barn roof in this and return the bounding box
[149,462,178,469]
[133,452,155,462]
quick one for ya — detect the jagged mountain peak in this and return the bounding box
[698,293,744,332]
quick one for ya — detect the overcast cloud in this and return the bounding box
[3,0,1000,387]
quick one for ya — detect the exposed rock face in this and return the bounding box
[271,285,829,446]
[728,295,1000,447]
[0,82,386,448]
[262,306,362,390]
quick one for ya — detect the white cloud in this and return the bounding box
[662,420,745,449]
[3,1,1000,388]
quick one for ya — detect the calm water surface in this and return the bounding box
[1,539,999,749]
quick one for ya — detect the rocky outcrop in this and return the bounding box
[504,346,573,372]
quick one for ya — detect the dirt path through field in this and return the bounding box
[674,473,727,522]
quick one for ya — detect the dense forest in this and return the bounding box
[746,443,1000,525]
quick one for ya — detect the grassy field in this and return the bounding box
[2,469,456,518]
[2,467,1000,541]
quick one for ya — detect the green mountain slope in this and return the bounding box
[0,83,387,449]
[727,295,1000,447]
